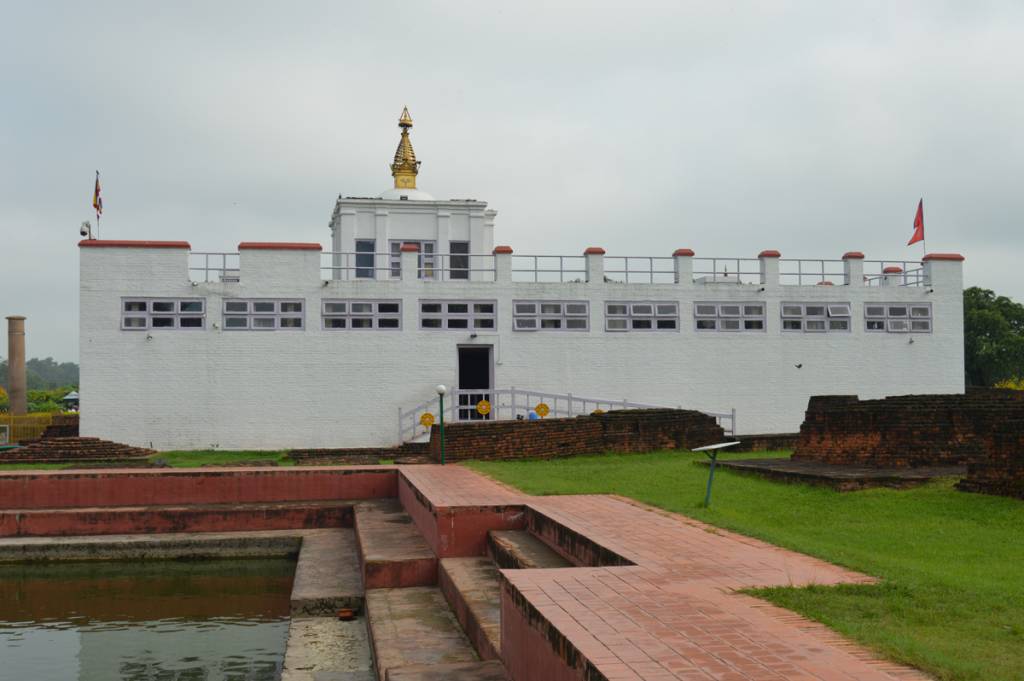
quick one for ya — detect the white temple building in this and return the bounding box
[78,108,966,450]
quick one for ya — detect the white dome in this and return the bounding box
[379,187,435,201]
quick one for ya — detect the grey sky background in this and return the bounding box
[2,1,1023,362]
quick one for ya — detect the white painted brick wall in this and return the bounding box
[80,246,964,450]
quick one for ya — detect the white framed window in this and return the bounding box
[223,299,305,330]
[121,298,206,330]
[865,302,932,333]
[513,300,589,331]
[694,302,764,332]
[605,301,679,331]
[323,300,401,330]
[420,300,496,331]
[390,240,437,279]
[781,302,851,333]
[355,239,376,279]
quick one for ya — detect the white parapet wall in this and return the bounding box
[79,240,965,450]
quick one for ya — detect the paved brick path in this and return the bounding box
[409,466,929,681]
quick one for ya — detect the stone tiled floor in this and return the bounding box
[406,465,929,681]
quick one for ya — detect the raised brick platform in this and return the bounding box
[709,457,965,491]
[0,436,154,464]
[429,409,724,463]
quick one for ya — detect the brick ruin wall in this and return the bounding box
[429,409,725,463]
[793,390,1024,499]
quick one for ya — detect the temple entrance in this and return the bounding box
[456,345,493,421]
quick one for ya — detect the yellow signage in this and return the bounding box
[535,402,550,418]
[419,412,435,428]
[476,400,491,416]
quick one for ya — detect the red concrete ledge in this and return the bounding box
[673,248,695,256]
[79,239,191,249]
[923,252,966,261]
[492,245,513,254]
[399,242,421,252]
[842,251,865,259]
[883,266,904,273]
[583,246,606,255]
[238,242,322,250]
[758,249,782,258]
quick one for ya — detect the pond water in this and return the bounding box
[0,558,295,681]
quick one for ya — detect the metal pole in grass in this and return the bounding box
[436,384,447,465]
[692,441,741,507]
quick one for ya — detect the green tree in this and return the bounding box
[963,287,1024,386]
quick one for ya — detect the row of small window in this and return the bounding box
[355,239,470,279]
[120,298,932,334]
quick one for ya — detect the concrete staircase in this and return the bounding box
[355,488,577,681]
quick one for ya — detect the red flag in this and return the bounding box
[92,171,103,219]
[908,199,924,245]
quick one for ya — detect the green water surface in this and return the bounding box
[0,558,295,681]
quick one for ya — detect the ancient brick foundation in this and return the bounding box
[794,390,1024,498]
[429,408,724,463]
[0,436,155,464]
[956,425,1024,499]
[735,432,799,452]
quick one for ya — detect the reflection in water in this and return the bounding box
[0,558,295,681]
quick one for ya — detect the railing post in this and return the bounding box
[584,247,605,284]
[567,393,573,417]
[758,250,781,287]
[493,246,513,283]
[731,407,737,437]
[672,249,694,287]
[843,252,865,287]
[882,265,903,287]
[922,252,964,291]
[400,242,420,281]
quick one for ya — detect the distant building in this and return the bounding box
[78,109,966,450]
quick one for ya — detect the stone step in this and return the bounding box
[291,529,365,615]
[439,558,501,660]
[487,530,573,570]
[385,661,507,681]
[365,587,480,681]
[355,499,436,589]
[0,500,352,538]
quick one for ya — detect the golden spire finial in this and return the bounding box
[391,106,419,189]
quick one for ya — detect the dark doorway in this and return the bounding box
[457,346,493,421]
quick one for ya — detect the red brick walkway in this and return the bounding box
[406,466,928,681]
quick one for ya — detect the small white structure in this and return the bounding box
[78,109,966,450]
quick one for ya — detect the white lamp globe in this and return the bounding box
[435,384,447,396]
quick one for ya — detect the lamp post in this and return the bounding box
[436,384,447,465]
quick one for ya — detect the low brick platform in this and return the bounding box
[708,457,965,491]
[429,409,724,463]
[0,436,154,464]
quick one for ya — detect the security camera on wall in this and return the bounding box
[80,221,93,239]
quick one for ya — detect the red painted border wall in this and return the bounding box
[501,584,588,681]
[0,467,397,510]
[397,472,525,558]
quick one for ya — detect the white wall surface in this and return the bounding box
[80,246,964,450]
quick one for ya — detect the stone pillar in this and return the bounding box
[882,266,903,287]
[584,247,605,284]
[843,251,865,287]
[493,245,513,283]
[758,250,781,287]
[672,249,694,287]
[6,316,26,416]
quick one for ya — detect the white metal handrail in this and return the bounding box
[417,254,497,281]
[863,260,927,287]
[604,256,675,284]
[321,251,393,280]
[398,387,735,443]
[511,255,587,283]
[778,259,847,286]
[692,258,762,285]
[189,252,240,283]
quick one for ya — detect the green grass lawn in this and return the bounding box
[465,450,1024,681]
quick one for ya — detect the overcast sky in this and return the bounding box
[2,1,1023,362]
